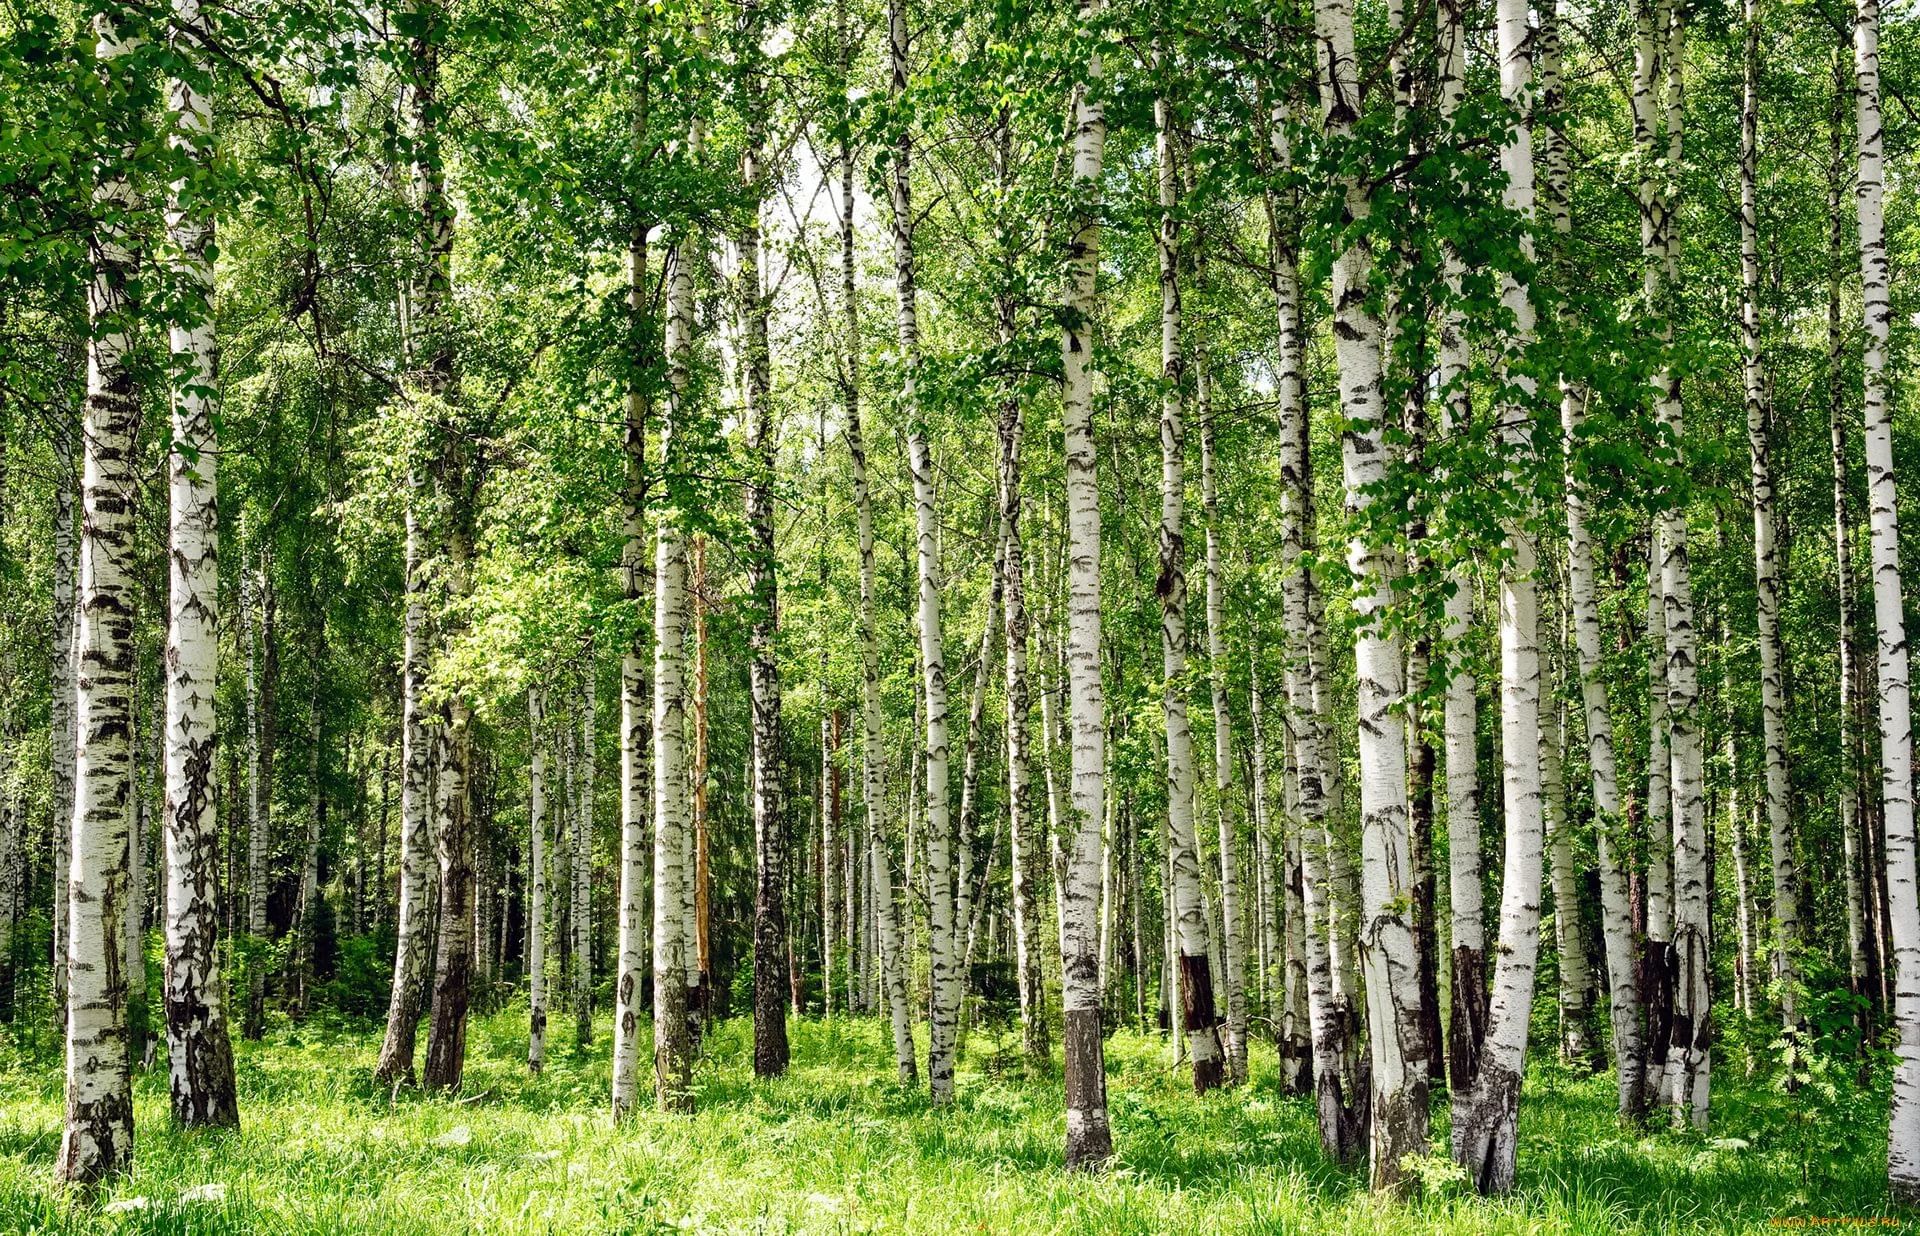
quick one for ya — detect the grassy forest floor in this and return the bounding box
[0,1004,1905,1234]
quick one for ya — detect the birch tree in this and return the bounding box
[1270,84,1365,1165]
[888,0,957,1104]
[528,690,549,1075]
[1853,0,1920,1193]
[1313,0,1431,1189]
[740,4,790,1078]
[1739,0,1800,1027]
[573,676,594,1047]
[1059,0,1113,1169]
[160,0,237,1126]
[1154,78,1223,1094]
[1453,0,1549,1189]
[374,514,435,1085]
[59,5,140,1181]
[1200,389,1247,1088]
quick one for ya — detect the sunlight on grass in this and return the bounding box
[0,1007,1906,1233]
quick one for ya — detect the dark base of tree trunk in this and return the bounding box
[1179,952,1224,1094]
[1313,1016,1370,1166]
[575,994,593,1048]
[655,970,693,1113]
[1641,936,1676,1096]
[1062,1006,1111,1171]
[1280,1032,1313,1097]
[1369,1060,1430,1197]
[1021,1002,1050,1071]
[1411,731,1444,1087]
[165,996,239,1128]
[424,949,471,1091]
[373,986,423,1088]
[754,907,790,1078]
[244,975,265,1042]
[1448,945,1489,1093]
[1455,1060,1523,1196]
[423,857,473,1091]
[1563,996,1608,1074]
[57,1087,135,1186]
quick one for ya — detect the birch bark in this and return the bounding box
[1313,0,1430,1188]
[1854,0,1920,1192]
[528,691,548,1075]
[60,11,140,1177]
[1059,0,1113,1167]
[161,0,238,1124]
[1740,0,1799,1027]
[1154,82,1223,1096]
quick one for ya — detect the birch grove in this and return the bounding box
[7,0,1920,1212]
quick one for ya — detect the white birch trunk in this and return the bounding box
[612,224,653,1114]
[839,106,915,1080]
[1552,1,1645,1116]
[1437,0,1486,1107]
[1154,84,1223,1095]
[61,14,139,1176]
[1854,0,1920,1193]
[996,196,1048,1064]
[1314,0,1430,1189]
[1454,0,1547,1188]
[1739,0,1799,1027]
[573,676,594,1046]
[1201,386,1247,1087]
[1650,1,1710,1129]
[1727,736,1756,1016]
[528,690,549,1075]
[1547,675,1597,1065]
[51,414,77,1019]
[1060,0,1113,1166]
[642,139,699,1110]
[375,513,435,1084]
[1270,90,1364,1164]
[887,0,956,1103]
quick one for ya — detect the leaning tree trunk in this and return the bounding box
[995,173,1048,1067]
[888,0,956,1104]
[1855,0,1920,1195]
[1201,387,1248,1088]
[1154,84,1223,1095]
[1269,87,1364,1165]
[1314,0,1429,1191]
[60,12,139,1180]
[1739,0,1799,1028]
[1059,0,1114,1169]
[841,93,915,1085]
[160,0,238,1125]
[528,690,549,1075]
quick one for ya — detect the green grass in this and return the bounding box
[0,1006,1905,1233]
